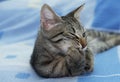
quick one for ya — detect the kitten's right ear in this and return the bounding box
[41,4,62,31]
[66,3,85,21]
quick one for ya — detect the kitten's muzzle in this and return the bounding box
[79,38,87,49]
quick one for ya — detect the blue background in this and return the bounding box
[0,0,120,82]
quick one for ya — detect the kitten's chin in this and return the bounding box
[82,46,87,51]
[78,44,87,51]
[78,42,87,51]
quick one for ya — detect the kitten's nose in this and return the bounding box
[79,38,87,48]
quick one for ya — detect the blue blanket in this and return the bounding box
[0,0,120,82]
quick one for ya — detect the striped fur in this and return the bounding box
[30,4,120,78]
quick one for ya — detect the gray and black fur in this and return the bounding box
[30,4,120,78]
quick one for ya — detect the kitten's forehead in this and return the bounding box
[61,16,84,32]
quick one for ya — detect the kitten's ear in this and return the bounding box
[66,3,85,21]
[41,4,62,31]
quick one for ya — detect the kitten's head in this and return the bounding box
[40,4,87,53]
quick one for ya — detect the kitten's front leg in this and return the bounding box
[84,48,94,73]
[75,40,94,73]
[85,48,94,72]
[65,47,86,76]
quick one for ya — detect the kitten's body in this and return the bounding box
[30,4,120,78]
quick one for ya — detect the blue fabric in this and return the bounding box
[78,47,120,82]
[0,0,120,82]
[92,0,120,30]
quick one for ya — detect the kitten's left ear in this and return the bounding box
[41,4,62,31]
[66,3,85,21]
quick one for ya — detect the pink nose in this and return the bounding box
[79,38,87,48]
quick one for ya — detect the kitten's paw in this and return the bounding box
[67,47,75,52]
[84,64,93,73]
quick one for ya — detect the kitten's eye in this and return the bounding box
[50,36,64,43]
[64,32,80,40]
[51,38,64,43]
[82,32,86,37]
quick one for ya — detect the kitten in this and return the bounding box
[30,4,120,78]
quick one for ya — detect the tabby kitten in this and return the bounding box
[30,4,120,78]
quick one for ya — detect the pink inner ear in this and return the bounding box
[41,8,56,30]
[42,19,56,30]
[43,8,54,19]
[41,7,61,30]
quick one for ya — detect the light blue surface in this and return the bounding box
[0,0,120,82]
